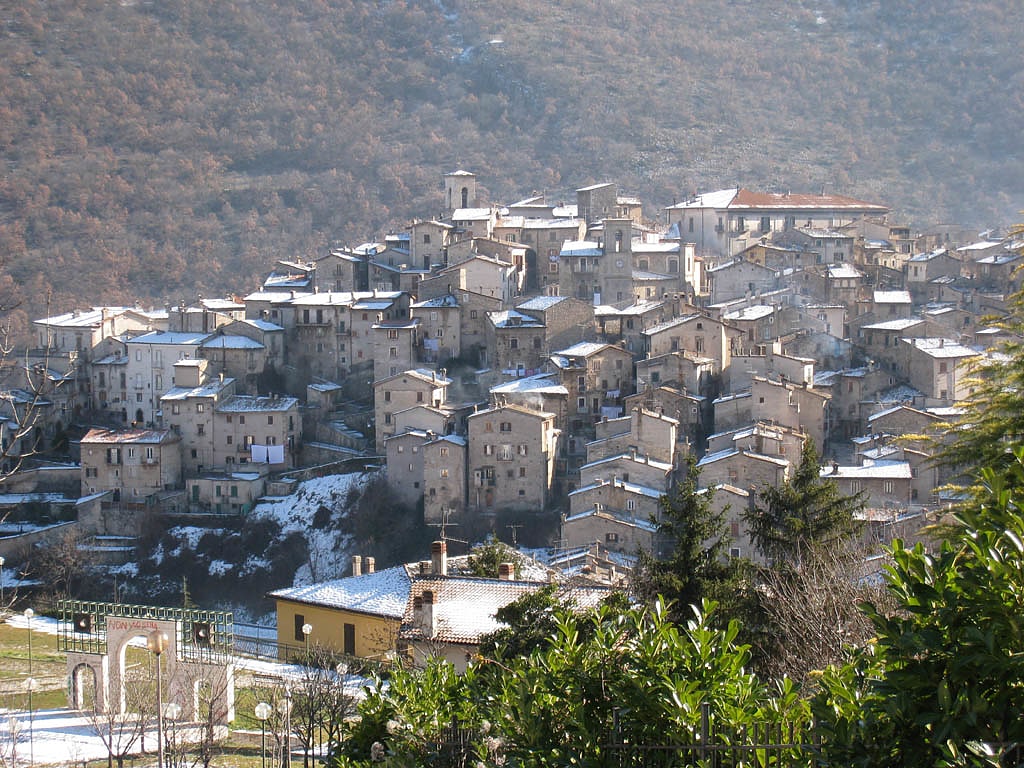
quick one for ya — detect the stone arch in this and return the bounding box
[70,661,102,711]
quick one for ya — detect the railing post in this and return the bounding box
[700,701,710,766]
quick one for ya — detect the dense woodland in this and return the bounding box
[1,0,1022,335]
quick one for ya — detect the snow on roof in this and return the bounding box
[126,331,211,345]
[489,310,544,329]
[902,337,980,359]
[826,264,863,279]
[860,317,924,331]
[452,207,493,220]
[821,460,912,480]
[956,240,1002,252]
[490,373,568,396]
[218,394,299,412]
[516,295,568,311]
[271,566,411,619]
[563,507,659,531]
[642,313,702,336]
[723,305,774,321]
[201,335,265,350]
[665,188,738,210]
[161,378,233,401]
[552,341,611,358]
[34,307,135,328]
[580,452,673,473]
[873,290,912,304]
[411,295,460,309]
[560,241,603,257]
[82,428,174,444]
[240,318,285,332]
[569,479,664,499]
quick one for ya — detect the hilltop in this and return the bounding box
[1,0,1021,326]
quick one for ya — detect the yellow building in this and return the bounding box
[270,562,411,660]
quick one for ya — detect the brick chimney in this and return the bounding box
[498,562,515,581]
[431,540,448,576]
[365,556,375,574]
[352,555,362,577]
[413,590,436,637]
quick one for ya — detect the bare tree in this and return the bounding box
[88,664,154,768]
[293,645,358,768]
[756,539,896,687]
[164,664,233,768]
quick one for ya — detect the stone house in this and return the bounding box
[33,307,157,361]
[372,318,422,381]
[821,460,913,510]
[549,341,634,427]
[623,385,708,451]
[124,331,212,425]
[374,369,451,453]
[696,447,789,492]
[483,310,548,380]
[721,304,778,355]
[517,296,596,352]
[408,220,456,270]
[900,338,981,405]
[198,333,266,394]
[664,188,888,259]
[642,313,738,376]
[704,258,781,304]
[186,470,265,515]
[777,227,855,264]
[750,376,832,451]
[595,300,671,355]
[410,295,462,364]
[80,427,182,501]
[578,450,674,493]
[385,430,431,508]
[585,408,679,467]
[315,248,367,293]
[560,505,658,555]
[466,403,559,512]
[422,434,468,525]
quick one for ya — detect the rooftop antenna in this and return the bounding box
[506,523,524,547]
[428,507,468,546]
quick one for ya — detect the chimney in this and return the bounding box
[413,590,436,637]
[418,560,431,575]
[832,460,840,475]
[431,540,448,576]
[352,555,362,577]
[498,562,515,581]
[365,556,375,574]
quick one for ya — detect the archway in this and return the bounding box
[70,662,98,711]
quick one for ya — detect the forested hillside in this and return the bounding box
[1,0,1021,332]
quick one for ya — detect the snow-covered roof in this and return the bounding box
[490,373,568,396]
[902,337,980,359]
[560,241,603,257]
[860,317,924,331]
[826,264,863,279]
[270,566,411,619]
[723,305,774,322]
[201,335,265,350]
[873,290,912,304]
[489,310,544,329]
[516,295,569,311]
[126,331,211,346]
[665,188,738,210]
[821,460,912,480]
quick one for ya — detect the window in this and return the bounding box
[172,403,180,415]
[417,391,424,403]
[343,623,355,655]
[939,361,948,374]
[268,415,274,425]
[439,446,449,457]
[146,447,154,460]
[197,424,205,436]
[517,444,528,456]
[470,310,478,319]
[215,485,222,497]
[484,444,494,455]
[884,480,894,494]
[239,415,245,424]
[510,338,519,350]
[519,467,526,477]
[500,421,512,432]
[760,216,770,233]
[626,499,636,511]
[384,413,392,424]
[384,391,391,402]
[196,403,205,413]
[440,468,449,478]
[294,614,307,642]
[606,532,620,543]
[227,435,233,445]
[423,233,431,244]
[397,445,404,453]
[533,337,541,349]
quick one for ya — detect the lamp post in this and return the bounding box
[278,688,293,768]
[255,701,272,768]
[301,623,312,660]
[23,608,33,675]
[147,630,169,768]
[0,554,5,607]
[24,676,37,767]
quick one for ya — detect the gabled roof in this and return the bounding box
[126,331,212,346]
[82,427,177,445]
[270,566,412,620]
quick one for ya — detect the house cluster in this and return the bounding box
[6,171,1021,571]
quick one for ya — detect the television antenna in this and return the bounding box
[428,507,468,545]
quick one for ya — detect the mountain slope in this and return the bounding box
[1,0,1020,327]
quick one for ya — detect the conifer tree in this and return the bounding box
[746,439,864,568]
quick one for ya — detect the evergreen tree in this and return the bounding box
[746,439,864,568]
[633,454,745,623]
[933,223,1024,488]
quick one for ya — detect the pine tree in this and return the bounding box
[633,454,738,621]
[746,439,864,568]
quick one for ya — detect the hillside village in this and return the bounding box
[2,170,1021,659]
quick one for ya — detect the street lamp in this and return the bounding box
[278,688,293,768]
[23,608,33,675]
[147,630,169,768]
[24,676,38,767]
[301,623,312,660]
[0,555,6,607]
[255,701,272,768]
